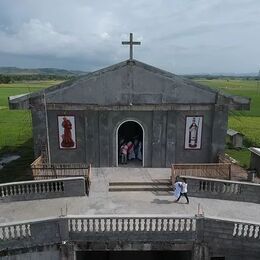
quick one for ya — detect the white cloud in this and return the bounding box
[0,0,259,73]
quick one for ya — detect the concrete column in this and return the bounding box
[192,243,210,260]
[60,243,75,260]
[210,104,228,162]
[152,111,166,167]
[165,111,176,167]
[99,111,110,166]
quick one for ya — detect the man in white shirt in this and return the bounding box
[175,178,189,204]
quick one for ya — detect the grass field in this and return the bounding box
[0,81,62,182]
[196,79,260,168]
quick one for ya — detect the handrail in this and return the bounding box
[171,162,231,181]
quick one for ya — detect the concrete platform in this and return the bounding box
[0,167,260,225]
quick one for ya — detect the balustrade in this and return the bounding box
[198,180,241,194]
[68,217,196,233]
[0,180,64,198]
[233,222,260,239]
[0,224,31,241]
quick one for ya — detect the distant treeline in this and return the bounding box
[185,75,260,80]
[0,74,77,83]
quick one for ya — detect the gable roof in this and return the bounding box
[9,59,250,110]
[227,129,244,137]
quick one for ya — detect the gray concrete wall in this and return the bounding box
[1,216,260,260]
[186,176,260,203]
[46,105,226,167]
[202,218,260,260]
[0,177,86,203]
[0,247,60,260]
[31,96,47,158]
[250,153,260,177]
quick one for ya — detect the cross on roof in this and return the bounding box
[122,33,141,60]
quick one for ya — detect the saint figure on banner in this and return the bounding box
[61,116,75,148]
[188,117,199,148]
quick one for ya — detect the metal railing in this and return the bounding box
[31,155,91,195]
[171,163,231,181]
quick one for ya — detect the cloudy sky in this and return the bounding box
[0,0,259,74]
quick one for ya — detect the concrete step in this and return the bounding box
[109,186,172,192]
[109,180,170,186]
[109,179,172,192]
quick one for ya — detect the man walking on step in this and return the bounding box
[175,178,189,204]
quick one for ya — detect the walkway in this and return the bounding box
[0,167,260,225]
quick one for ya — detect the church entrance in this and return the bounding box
[117,120,144,167]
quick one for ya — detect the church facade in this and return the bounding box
[9,59,249,167]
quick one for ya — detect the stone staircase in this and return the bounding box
[109,179,172,192]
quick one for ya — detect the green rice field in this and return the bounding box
[197,79,260,168]
[0,81,62,182]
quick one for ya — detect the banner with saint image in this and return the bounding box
[184,116,203,149]
[58,116,76,149]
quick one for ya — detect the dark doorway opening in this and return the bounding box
[118,121,143,167]
[77,251,192,260]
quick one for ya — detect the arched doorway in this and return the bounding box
[116,120,144,167]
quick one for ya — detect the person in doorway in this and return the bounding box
[127,141,135,160]
[134,139,139,159]
[120,143,128,164]
[174,178,189,204]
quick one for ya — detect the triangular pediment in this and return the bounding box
[8,59,250,110]
[44,60,218,105]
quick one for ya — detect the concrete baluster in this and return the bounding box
[61,182,64,191]
[174,219,179,231]
[54,182,58,192]
[165,218,170,231]
[13,185,18,195]
[248,225,254,238]
[206,181,210,192]
[115,218,119,231]
[80,219,84,232]
[2,227,7,240]
[149,218,153,231]
[96,218,101,231]
[24,224,30,237]
[254,225,259,239]
[233,223,238,236]
[135,218,139,231]
[68,219,72,231]
[186,219,191,231]
[103,218,107,231]
[13,225,18,238]
[153,218,157,231]
[8,226,12,239]
[75,219,79,232]
[180,219,185,231]
[85,218,89,232]
[108,218,112,231]
[243,224,249,237]
[9,186,13,196]
[237,224,243,236]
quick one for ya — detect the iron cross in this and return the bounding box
[122,33,141,60]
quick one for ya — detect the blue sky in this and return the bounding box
[0,0,259,74]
